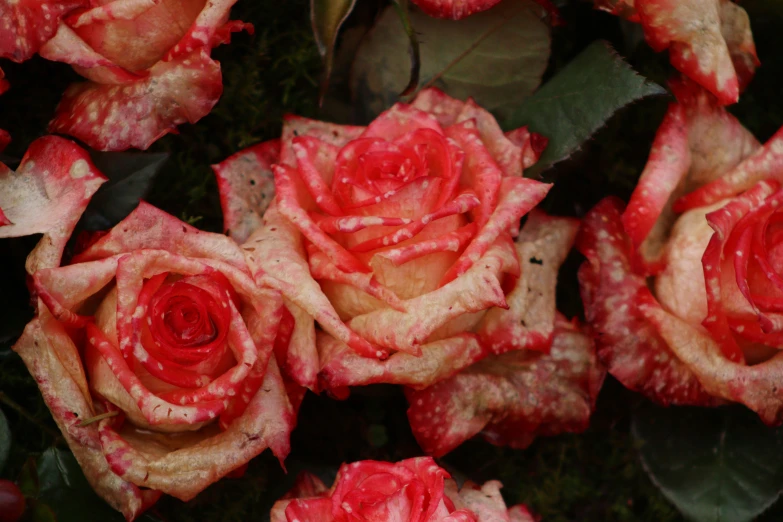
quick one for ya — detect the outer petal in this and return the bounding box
[75,201,248,270]
[97,358,295,500]
[319,333,490,390]
[636,0,744,104]
[577,197,720,405]
[0,136,106,272]
[410,0,502,20]
[478,210,579,354]
[445,480,523,522]
[49,48,223,151]
[13,309,160,520]
[212,139,280,243]
[406,318,603,457]
[0,0,84,62]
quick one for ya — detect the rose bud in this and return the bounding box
[578,78,783,422]
[214,88,604,454]
[594,0,758,105]
[1,0,252,151]
[3,138,297,519]
[270,457,536,522]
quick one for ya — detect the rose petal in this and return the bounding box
[212,139,280,243]
[406,318,603,457]
[0,136,107,272]
[621,103,690,269]
[97,357,294,500]
[720,0,759,91]
[639,294,783,425]
[319,332,490,390]
[292,137,343,216]
[411,87,467,127]
[445,480,516,522]
[504,126,548,171]
[346,241,516,354]
[454,99,524,178]
[577,197,721,405]
[49,48,223,151]
[361,103,444,141]
[13,309,160,520]
[478,210,579,354]
[279,114,364,166]
[0,0,83,62]
[164,0,247,61]
[441,177,551,285]
[636,0,746,104]
[75,201,247,270]
[281,300,319,390]
[244,203,382,359]
[410,0,502,19]
[377,223,477,267]
[674,125,783,212]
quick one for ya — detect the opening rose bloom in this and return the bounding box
[0,0,250,151]
[214,88,604,456]
[578,79,783,422]
[594,0,758,105]
[270,457,535,522]
[3,137,296,520]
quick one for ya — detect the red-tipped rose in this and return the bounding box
[215,88,603,454]
[3,138,297,519]
[595,0,758,104]
[270,457,536,522]
[0,0,251,151]
[578,79,783,422]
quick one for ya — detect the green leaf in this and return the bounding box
[0,408,9,474]
[37,448,124,522]
[633,404,783,522]
[351,0,551,122]
[311,0,358,103]
[79,151,168,231]
[505,40,665,177]
[390,0,421,97]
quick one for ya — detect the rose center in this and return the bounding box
[161,294,217,346]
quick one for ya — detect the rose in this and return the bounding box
[578,79,783,421]
[270,457,535,522]
[5,139,296,519]
[214,88,603,454]
[215,87,554,393]
[0,0,250,151]
[594,0,758,105]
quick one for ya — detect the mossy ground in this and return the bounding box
[3,1,783,521]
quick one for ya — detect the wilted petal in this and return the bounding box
[212,139,280,243]
[49,49,223,151]
[406,318,603,457]
[0,136,106,272]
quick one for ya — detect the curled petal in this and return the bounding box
[280,114,364,166]
[319,333,490,390]
[577,197,720,405]
[504,126,548,172]
[377,223,477,267]
[636,0,745,104]
[0,136,106,272]
[75,201,248,270]
[244,204,382,359]
[97,358,295,500]
[212,139,280,243]
[14,310,159,520]
[441,177,551,285]
[478,210,579,354]
[675,126,783,212]
[406,318,603,457]
[49,49,223,151]
[164,0,247,61]
[0,0,83,62]
[347,241,516,354]
[621,103,690,269]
